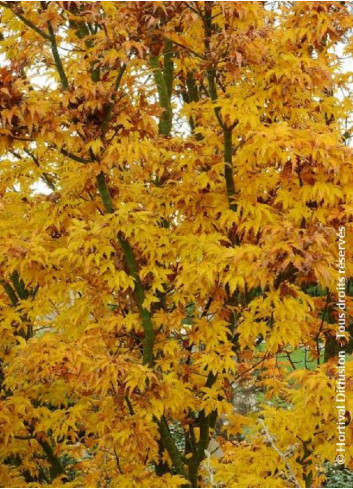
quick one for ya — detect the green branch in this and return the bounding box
[224,128,237,212]
[1,281,18,307]
[101,64,127,139]
[96,171,114,213]
[163,40,174,99]
[150,47,173,136]
[46,20,69,89]
[157,416,188,480]
[0,2,50,40]
[36,438,65,481]
[69,15,100,82]
[96,171,155,367]
[59,148,92,164]
[203,3,237,215]
[117,233,155,366]
[187,372,217,486]
[183,71,201,136]
[95,55,156,367]
[206,67,224,129]
[0,4,68,90]
[11,149,56,191]
[10,271,28,300]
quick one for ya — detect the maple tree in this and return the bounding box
[0,1,353,487]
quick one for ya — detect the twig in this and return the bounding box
[0,2,50,40]
[259,418,301,488]
[168,38,205,60]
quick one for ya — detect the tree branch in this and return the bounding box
[224,128,237,212]
[101,63,126,139]
[150,45,173,136]
[259,418,301,488]
[96,171,155,367]
[59,148,92,164]
[1,280,18,307]
[36,437,65,481]
[0,2,50,40]
[168,38,205,61]
[46,19,69,89]
[157,415,188,479]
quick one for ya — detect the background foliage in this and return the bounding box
[0,2,353,487]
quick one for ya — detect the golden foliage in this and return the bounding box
[0,1,352,487]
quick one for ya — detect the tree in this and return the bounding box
[0,2,352,487]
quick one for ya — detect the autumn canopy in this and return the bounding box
[0,1,352,488]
